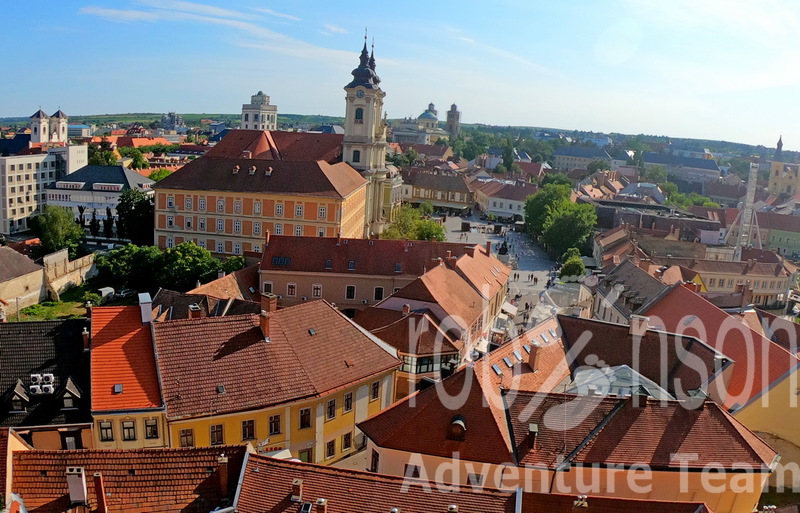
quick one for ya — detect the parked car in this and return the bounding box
[117,289,136,298]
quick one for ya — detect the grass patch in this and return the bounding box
[12,283,96,322]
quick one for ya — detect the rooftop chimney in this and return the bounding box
[528,423,538,449]
[218,454,229,499]
[446,250,452,260]
[138,293,153,325]
[485,241,492,256]
[528,344,540,373]
[85,301,93,318]
[628,315,649,338]
[66,467,88,505]
[315,498,328,513]
[93,473,107,513]
[290,479,303,502]
[402,304,411,315]
[218,270,226,279]
[82,327,90,351]
[261,292,278,314]
[265,230,270,246]
[188,303,202,319]
[260,310,270,340]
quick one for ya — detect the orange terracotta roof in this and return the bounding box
[11,445,246,512]
[353,307,462,355]
[204,129,343,163]
[153,301,399,419]
[115,136,172,148]
[188,265,260,302]
[521,493,713,513]
[236,454,516,513]
[90,306,162,412]
[642,284,800,409]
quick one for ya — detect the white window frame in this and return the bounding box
[185,197,192,210]
[295,205,303,218]
[312,283,322,298]
[216,242,225,253]
[318,206,327,219]
[275,203,283,216]
[233,243,241,255]
[294,225,303,236]
[287,282,297,297]
[275,223,283,235]
[217,219,224,232]
[254,222,261,235]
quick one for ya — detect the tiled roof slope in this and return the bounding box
[553,146,610,159]
[90,306,162,412]
[236,454,516,513]
[151,289,260,321]
[260,235,478,275]
[641,284,800,409]
[595,260,667,316]
[204,130,344,162]
[643,152,720,171]
[188,265,260,302]
[154,158,366,198]
[11,445,246,512]
[0,246,42,282]
[402,171,472,193]
[153,301,398,419]
[558,316,721,395]
[506,392,776,470]
[521,492,712,513]
[46,165,154,192]
[353,307,462,355]
[754,308,800,354]
[649,256,791,278]
[0,319,90,428]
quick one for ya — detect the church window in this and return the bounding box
[352,150,361,163]
[355,108,364,124]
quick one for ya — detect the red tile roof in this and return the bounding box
[188,265,260,302]
[236,454,516,513]
[641,284,800,409]
[90,306,162,412]
[353,307,463,355]
[10,445,246,512]
[115,136,172,148]
[155,157,366,198]
[400,143,450,158]
[260,235,479,275]
[153,301,399,419]
[521,492,712,513]
[204,129,343,163]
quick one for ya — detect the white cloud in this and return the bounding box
[137,0,249,19]
[251,7,300,22]
[78,6,159,22]
[323,24,348,34]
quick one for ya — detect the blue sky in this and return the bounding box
[3,1,800,149]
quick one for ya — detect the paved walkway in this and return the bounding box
[442,214,557,331]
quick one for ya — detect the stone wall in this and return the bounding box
[43,249,97,301]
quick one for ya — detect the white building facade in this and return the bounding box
[241,91,278,130]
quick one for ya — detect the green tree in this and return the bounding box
[419,201,434,216]
[524,183,571,235]
[660,182,679,198]
[502,143,515,170]
[414,219,446,241]
[222,255,245,274]
[148,168,173,182]
[116,188,154,245]
[87,140,117,166]
[587,160,611,173]
[702,200,720,208]
[128,149,150,170]
[541,173,571,186]
[642,164,667,183]
[494,163,507,174]
[561,247,581,262]
[382,204,421,239]
[158,242,222,291]
[30,205,84,255]
[560,256,586,279]
[95,244,162,291]
[541,202,598,256]
[462,140,483,161]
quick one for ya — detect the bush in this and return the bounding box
[82,292,102,306]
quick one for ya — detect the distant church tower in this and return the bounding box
[342,37,400,235]
[30,109,49,144]
[241,91,278,130]
[446,103,461,139]
[775,135,784,162]
[49,110,68,143]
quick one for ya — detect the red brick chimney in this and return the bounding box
[315,498,328,513]
[265,230,271,246]
[528,344,540,372]
[260,310,270,339]
[188,303,202,319]
[82,327,90,351]
[93,473,107,513]
[261,293,278,314]
[218,454,229,498]
[485,241,492,256]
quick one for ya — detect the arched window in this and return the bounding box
[352,150,361,163]
[354,108,363,124]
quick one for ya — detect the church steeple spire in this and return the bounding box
[369,39,380,85]
[775,135,784,162]
[345,31,380,89]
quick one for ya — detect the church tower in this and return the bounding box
[49,110,68,143]
[343,37,400,236]
[775,135,784,163]
[446,103,461,139]
[29,109,49,144]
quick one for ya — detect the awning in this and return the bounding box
[501,301,518,317]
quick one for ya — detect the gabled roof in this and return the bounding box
[204,129,343,163]
[90,306,162,412]
[649,255,791,278]
[151,289,260,321]
[486,181,539,202]
[153,301,399,419]
[188,265,260,302]
[154,158,366,198]
[641,284,800,409]
[558,316,721,397]
[236,454,516,513]
[506,392,776,470]
[45,165,154,192]
[353,307,462,355]
[0,246,42,282]
[595,260,668,316]
[402,171,472,193]
[0,320,90,428]
[260,235,479,276]
[643,152,720,171]
[10,445,247,512]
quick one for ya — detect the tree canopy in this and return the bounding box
[541,201,598,256]
[148,168,173,182]
[29,205,84,256]
[541,173,571,186]
[382,204,446,241]
[587,160,611,173]
[116,188,154,245]
[524,183,571,235]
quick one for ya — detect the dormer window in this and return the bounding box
[395,263,402,273]
[325,259,333,270]
[63,394,75,409]
[348,260,355,271]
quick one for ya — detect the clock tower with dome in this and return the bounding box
[342,37,401,236]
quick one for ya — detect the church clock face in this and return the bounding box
[356,90,365,98]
